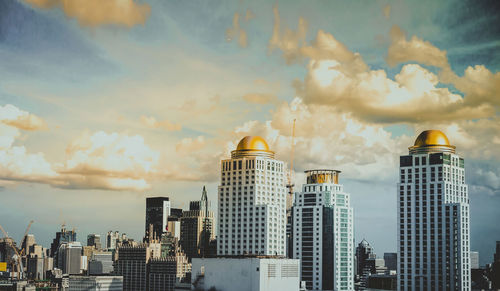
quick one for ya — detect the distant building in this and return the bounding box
[192,257,300,291]
[88,252,113,275]
[148,249,191,291]
[470,251,479,269]
[68,275,123,291]
[50,225,77,257]
[145,197,171,241]
[57,242,83,275]
[383,253,397,273]
[87,234,102,250]
[292,169,354,291]
[367,274,397,290]
[27,244,45,280]
[180,186,215,260]
[492,241,500,289]
[398,130,470,290]
[115,243,161,291]
[106,231,120,250]
[356,239,376,289]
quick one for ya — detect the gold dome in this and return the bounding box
[236,136,270,151]
[414,130,450,147]
[232,136,274,159]
[409,130,455,154]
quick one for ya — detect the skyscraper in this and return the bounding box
[106,231,120,250]
[292,169,354,291]
[180,186,215,260]
[87,234,102,250]
[57,241,83,275]
[398,130,470,291]
[50,225,76,257]
[217,136,287,256]
[145,197,171,241]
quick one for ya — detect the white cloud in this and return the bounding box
[140,116,182,131]
[0,104,47,131]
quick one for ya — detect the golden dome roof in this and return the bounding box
[414,130,450,147]
[409,130,455,154]
[236,136,270,151]
[232,136,274,159]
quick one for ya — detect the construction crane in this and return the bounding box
[286,119,297,210]
[0,220,34,280]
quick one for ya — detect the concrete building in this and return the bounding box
[146,197,171,241]
[384,253,397,273]
[68,275,123,290]
[218,136,287,256]
[367,274,397,290]
[115,243,161,291]
[470,251,479,269]
[87,234,102,250]
[106,231,120,250]
[292,169,354,291]
[398,130,470,291]
[356,239,375,279]
[26,244,45,280]
[88,252,114,275]
[180,186,215,260]
[57,242,83,275]
[192,257,300,291]
[50,225,76,257]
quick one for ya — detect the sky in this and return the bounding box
[0,0,499,266]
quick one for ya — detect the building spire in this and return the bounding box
[202,185,207,201]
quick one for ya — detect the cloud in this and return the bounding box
[60,131,160,191]
[268,4,308,64]
[386,25,449,68]
[383,4,391,20]
[0,104,47,131]
[242,93,278,105]
[176,136,206,156]
[140,116,182,131]
[226,12,249,48]
[22,0,151,28]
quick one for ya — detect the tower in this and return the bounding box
[180,186,215,260]
[217,136,287,256]
[398,130,470,290]
[145,197,171,241]
[292,169,354,291]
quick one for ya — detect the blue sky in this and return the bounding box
[0,0,499,266]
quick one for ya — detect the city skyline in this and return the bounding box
[1,0,499,269]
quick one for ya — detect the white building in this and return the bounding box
[218,136,287,256]
[398,130,470,291]
[292,169,354,291]
[191,257,300,291]
[68,275,123,291]
[57,242,83,275]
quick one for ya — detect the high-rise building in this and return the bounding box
[57,241,83,275]
[106,231,120,250]
[88,252,114,275]
[356,239,375,278]
[50,225,76,257]
[492,241,500,289]
[87,234,102,250]
[167,208,183,240]
[292,169,354,291]
[384,252,397,272]
[217,136,287,256]
[145,197,171,241]
[180,186,215,260]
[398,130,470,291]
[470,251,479,269]
[115,243,161,291]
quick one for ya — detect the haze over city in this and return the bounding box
[1,0,499,272]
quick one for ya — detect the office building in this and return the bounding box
[493,241,500,289]
[115,243,161,291]
[106,231,120,250]
[398,130,470,290]
[145,197,171,241]
[57,242,83,275]
[217,136,287,256]
[384,253,397,273]
[191,257,300,291]
[88,252,114,275]
[180,186,215,260]
[87,234,102,250]
[292,169,354,291]
[356,239,375,278]
[68,275,123,290]
[50,225,76,257]
[470,251,479,269]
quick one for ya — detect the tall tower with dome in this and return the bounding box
[398,130,470,291]
[217,136,287,256]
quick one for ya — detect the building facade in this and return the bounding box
[57,242,83,275]
[87,234,102,250]
[115,243,161,291]
[180,186,215,260]
[145,197,171,241]
[217,136,287,256]
[292,169,354,291]
[398,130,470,291]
